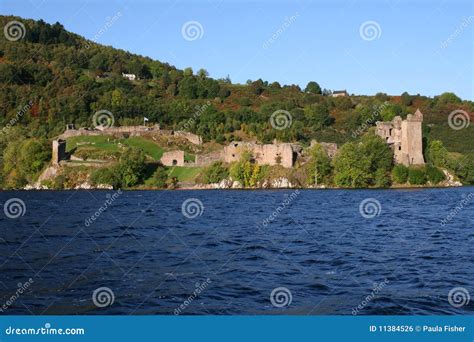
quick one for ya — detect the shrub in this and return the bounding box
[375,168,391,187]
[426,165,445,184]
[90,167,120,188]
[203,162,229,184]
[116,147,146,187]
[392,164,409,184]
[145,166,168,188]
[408,167,427,185]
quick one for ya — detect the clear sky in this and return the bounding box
[1,0,473,100]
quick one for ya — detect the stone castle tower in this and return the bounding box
[375,109,425,166]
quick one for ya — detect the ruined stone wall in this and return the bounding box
[52,140,66,165]
[195,150,223,167]
[375,109,424,166]
[160,150,185,166]
[173,131,202,145]
[223,142,295,168]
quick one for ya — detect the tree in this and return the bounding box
[427,140,450,168]
[305,81,322,94]
[304,103,334,130]
[183,67,193,77]
[333,133,393,187]
[197,68,209,79]
[392,164,409,183]
[408,167,427,185]
[146,165,168,188]
[117,147,146,187]
[203,162,229,184]
[308,143,332,185]
[426,165,445,184]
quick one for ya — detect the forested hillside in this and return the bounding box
[0,15,473,188]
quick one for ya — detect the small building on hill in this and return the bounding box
[331,90,348,97]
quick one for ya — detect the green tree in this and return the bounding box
[117,147,146,187]
[392,164,409,183]
[427,140,450,168]
[305,81,322,94]
[203,162,229,184]
[426,166,445,184]
[408,167,427,185]
[146,165,168,188]
[308,143,332,185]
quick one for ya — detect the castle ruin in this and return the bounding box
[223,141,299,168]
[375,109,425,166]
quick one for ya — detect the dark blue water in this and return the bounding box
[0,188,473,315]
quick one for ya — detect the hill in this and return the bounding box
[0,15,473,189]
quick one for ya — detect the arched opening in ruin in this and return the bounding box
[172,160,178,165]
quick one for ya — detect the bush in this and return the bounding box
[426,165,445,184]
[116,147,146,187]
[145,166,168,188]
[90,167,120,188]
[375,168,391,187]
[203,162,229,184]
[392,164,409,184]
[408,167,427,185]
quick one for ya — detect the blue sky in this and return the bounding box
[1,0,473,99]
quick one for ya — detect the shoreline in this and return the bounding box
[3,184,471,192]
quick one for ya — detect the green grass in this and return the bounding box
[66,135,165,161]
[168,167,202,182]
[66,135,120,152]
[122,137,164,161]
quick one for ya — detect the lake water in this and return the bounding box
[0,188,473,315]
